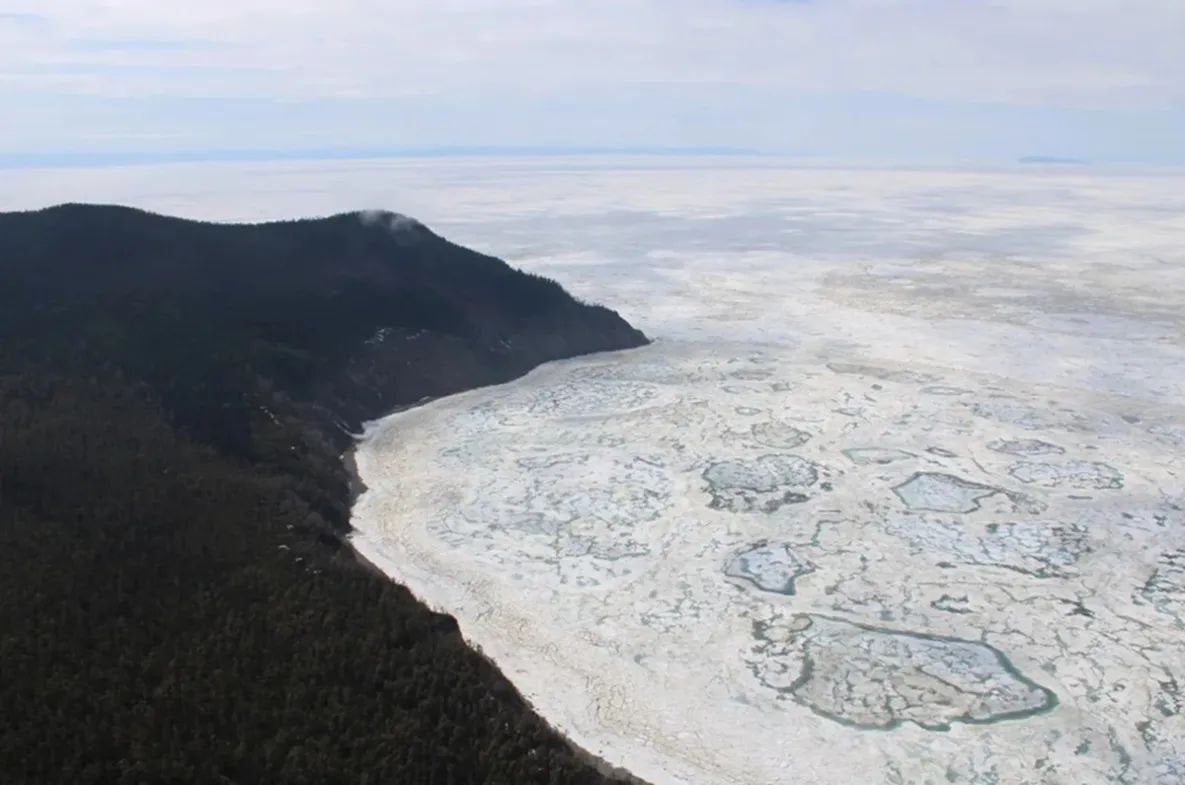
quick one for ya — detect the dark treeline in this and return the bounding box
[0,204,647,784]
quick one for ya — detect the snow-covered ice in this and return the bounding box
[347,162,1185,785]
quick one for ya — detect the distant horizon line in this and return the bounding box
[4,147,1175,171]
[0,146,765,169]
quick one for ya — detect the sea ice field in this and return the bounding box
[10,159,1185,784]
[348,162,1185,785]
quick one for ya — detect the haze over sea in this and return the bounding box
[11,157,1185,784]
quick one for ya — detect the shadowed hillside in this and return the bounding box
[0,204,647,784]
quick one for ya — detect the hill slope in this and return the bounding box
[0,205,647,784]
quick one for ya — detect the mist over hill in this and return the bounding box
[0,204,646,784]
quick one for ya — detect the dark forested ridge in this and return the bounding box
[0,204,647,784]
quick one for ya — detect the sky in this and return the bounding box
[1,0,1183,165]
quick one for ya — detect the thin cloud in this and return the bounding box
[0,0,1181,161]
[4,0,1180,107]
[68,37,225,52]
[0,12,46,24]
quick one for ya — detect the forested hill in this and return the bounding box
[0,204,647,784]
[0,204,644,455]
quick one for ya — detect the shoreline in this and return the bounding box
[341,347,653,785]
[345,530,650,785]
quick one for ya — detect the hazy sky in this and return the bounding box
[2,1,1183,164]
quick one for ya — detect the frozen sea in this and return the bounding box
[10,158,1185,784]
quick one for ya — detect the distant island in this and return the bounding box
[0,204,646,784]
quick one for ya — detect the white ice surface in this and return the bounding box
[12,159,1183,784]
[345,162,1185,785]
